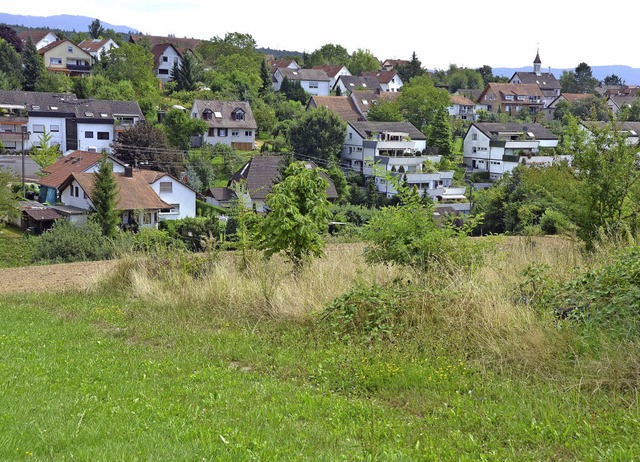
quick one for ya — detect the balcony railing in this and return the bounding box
[0,116,28,124]
[67,64,92,72]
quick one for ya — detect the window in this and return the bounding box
[158,69,169,75]
[517,95,525,101]
[50,125,59,132]
[159,181,173,193]
[309,81,318,89]
[67,46,73,53]
[162,56,168,62]
[231,130,239,137]
[143,212,152,224]
[32,124,45,133]
[203,110,212,120]
[472,133,477,140]
[169,204,180,213]
[97,132,109,140]
[208,128,215,136]
[505,95,514,101]
[49,57,62,65]
[349,132,353,140]
[245,130,252,137]
[85,131,94,139]
[218,128,227,137]
[234,110,245,121]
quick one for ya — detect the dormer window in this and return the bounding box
[505,95,514,101]
[202,109,213,121]
[233,109,245,121]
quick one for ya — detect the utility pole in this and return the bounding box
[21,125,30,199]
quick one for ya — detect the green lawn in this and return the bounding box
[1,291,638,461]
[0,225,32,268]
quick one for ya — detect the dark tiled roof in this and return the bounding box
[308,96,364,122]
[312,65,347,79]
[337,76,381,92]
[206,187,236,202]
[473,122,558,140]
[512,72,560,90]
[361,70,398,84]
[129,34,201,55]
[18,30,57,44]
[151,43,180,67]
[192,100,257,129]
[349,121,427,140]
[229,156,338,200]
[277,68,330,82]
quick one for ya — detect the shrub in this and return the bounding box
[540,208,574,235]
[130,227,186,253]
[469,171,490,183]
[159,216,224,251]
[32,220,118,263]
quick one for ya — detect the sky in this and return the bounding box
[3,1,639,71]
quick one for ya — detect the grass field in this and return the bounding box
[1,238,639,460]
[0,225,32,268]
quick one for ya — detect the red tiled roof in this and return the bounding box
[39,151,103,189]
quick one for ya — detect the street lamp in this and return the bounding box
[21,125,30,199]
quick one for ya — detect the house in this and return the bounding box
[78,38,119,62]
[509,50,561,108]
[58,167,172,230]
[333,75,381,96]
[205,187,236,209]
[312,65,351,89]
[190,100,257,150]
[579,120,640,146]
[0,90,145,153]
[38,150,127,204]
[545,93,593,119]
[13,200,87,233]
[606,95,640,115]
[151,43,182,84]
[215,156,338,213]
[272,68,331,96]
[129,34,201,56]
[137,169,197,220]
[349,90,400,119]
[380,59,409,72]
[361,71,403,92]
[38,39,93,76]
[18,30,59,50]
[307,96,365,123]
[448,95,477,121]
[463,122,562,181]
[268,59,300,72]
[476,82,544,116]
[342,121,460,201]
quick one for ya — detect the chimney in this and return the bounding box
[124,166,133,177]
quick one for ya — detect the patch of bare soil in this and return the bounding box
[0,260,119,294]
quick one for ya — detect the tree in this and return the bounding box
[259,58,272,95]
[396,52,424,83]
[427,106,453,159]
[397,75,451,131]
[162,108,207,150]
[0,39,22,89]
[257,161,332,271]
[96,42,158,99]
[88,19,105,39]
[603,74,625,86]
[0,168,19,224]
[90,154,120,237]
[348,49,380,76]
[29,131,61,171]
[432,64,484,92]
[185,148,216,193]
[306,43,349,67]
[560,62,599,94]
[0,25,22,53]
[21,37,44,91]
[366,99,403,122]
[170,52,202,92]
[476,65,494,86]
[280,76,308,104]
[112,122,184,176]
[288,106,346,164]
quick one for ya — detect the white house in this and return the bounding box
[78,38,119,62]
[361,71,403,92]
[312,65,351,90]
[463,122,562,180]
[191,100,257,150]
[138,169,197,220]
[448,95,477,121]
[18,30,59,50]
[333,75,381,96]
[58,168,172,230]
[151,43,181,83]
[272,68,331,96]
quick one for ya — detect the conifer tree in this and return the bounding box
[428,106,453,159]
[22,37,43,91]
[90,154,120,237]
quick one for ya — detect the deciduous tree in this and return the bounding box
[288,106,346,164]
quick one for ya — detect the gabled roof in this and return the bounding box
[129,34,201,55]
[349,121,427,140]
[478,83,544,102]
[361,70,399,84]
[206,187,236,202]
[308,96,364,122]
[151,43,181,67]
[229,156,338,201]
[277,68,330,82]
[39,151,127,189]
[61,171,172,211]
[381,59,409,69]
[192,100,257,129]
[608,95,639,109]
[471,122,558,140]
[137,168,198,194]
[18,30,57,44]
[511,71,560,90]
[38,39,91,60]
[78,38,115,53]
[350,90,400,107]
[450,95,476,106]
[336,75,381,92]
[312,65,348,79]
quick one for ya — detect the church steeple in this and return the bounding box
[533,47,541,76]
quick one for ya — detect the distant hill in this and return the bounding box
[0,13,138,34]
[258,48,303,59]
[493,65,640,86]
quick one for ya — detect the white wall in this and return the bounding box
[157,48,181,83]
[76,122,115,153]
[27,116,67,151]
[150,177,196,220]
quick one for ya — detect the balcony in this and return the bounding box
[0,132,24,142]
[0,116,28,125]
[67,64,92,72]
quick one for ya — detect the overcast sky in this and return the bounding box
[3,1,638,71]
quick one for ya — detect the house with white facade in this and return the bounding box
[58,167,172,230]
[463,122,562,180]
[312,65,351,90]
[18,30,59,50]
[191,100,257,150]
[137,169,197,220]
[151,43,181,84]
[78,38,119,62]
[342,121,459,200]
[448,95,477,121]
[509,50,561,109]
[333,75,381,96]
[361,71,403,92]
[272,68,331,96]
[0,91,144,153]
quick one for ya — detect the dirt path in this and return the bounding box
[0,260,119,294]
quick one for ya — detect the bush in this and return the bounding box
[32,220,118,263]
[540,208,574,235]
[469,171,490,183]
[130,228,186,253]
[159,216,224,251]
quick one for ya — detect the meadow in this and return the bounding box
[1,236,639,460]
